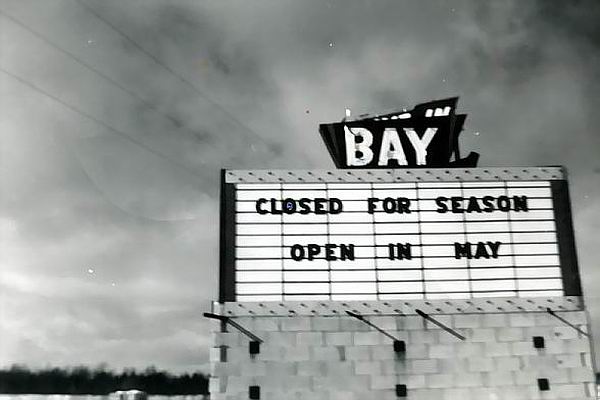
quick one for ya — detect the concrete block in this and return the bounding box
[482,370,514,386]
[372,345,397,360]
[284,345,310,361]
[340,317,370,331]
[256,345,283,361]
[409,329,437,344]
[371,375,397,390]
[469,328,496,342]
[354,331,382,345]
[438,329,466,344]
[240,361,266,376]
[398,315,425,330]
[569,367,596,382]
[428,344,455,359]
[370,316,398,330]
[468,357,494,372]
[455,342,484,358]
[425,373,454,389]
[484,342,510,357]
[511,341,538,356]
[412,359,439,374]
[453,372,484,387]
[482,313,507,328]
[425,315,452,330]
[409,388,444,400]
[453,314,482,328]
[266,331,297,346]
[355,361,381,375]
[346,345,372,361]
[497,327,524,342]
[296,361,325,376]
[325,331,352,345]
[554,383,586,398]
[312,316,341,331]
[494,356,521,371]
[405,343,428,359]
[509,313,536,327]
[210,347,225,362]
[404,373,427,389]
[555,353,584,368]
[566,338,592,353]
[209,377,224,393]
[545,339,566,354]
[311,346,342,361]
[253,317,279,331]
[442,388,471,400]
[280,317,311,331]
[297,331,323,346]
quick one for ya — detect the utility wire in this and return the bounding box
[75,0,271,149]
[0,10,209,145]
[0,66,207,182]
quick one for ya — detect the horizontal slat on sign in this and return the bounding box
[465,222,511,233]
[236,259,282,270]
[236,236,282,247]
[280,190,327,198]
[525,198,553,208]
[379,293,424,300]
[329,235,374,245]
[236,213,281,223]
[374,213,419,223]
[284,294,330,301]
[237,224,282,235]
[427,292,471,299]
[283,259,329,270]
[281,183,327,190]
[237,190,281,200]
[377,269,422,281]
[423,269,469,280]
[377,258,421,269]
[330,224,374,235]
[236,295,282,302]
[237,271,282,282]
[466,233,511,243]
[418,182,462,188]
[471,280,516,291]
[341,200,369,212]
[512,243,559,255]
[284,282,330,294]
[371,189,417,198]
[332,294,378,301]
[283,224,328,235]
[329,213,373,223]
[425,281,470,292]
[375,224,421,234]
[378,281,424,293]
[327,189,372,199]
[506,181,550,187]
[470,268,515,279]
[418,188,462,197]
[516,267,561,278]
[520,290,563,297]
[473,291,515,298]
[330,259,375,270]
[375,234,420,244]
[331,270,376,281]
[236,202,258,212]
[327,183,372,189]
[470,256,514,267]
[372,183,416,189]
[507,187,551,197]
[236,283,282,295]
[236,184,281,190]
[420,245,460,257]
[421,234,466,245]
[515,254,560,266]
[421,222,464,233]
[283,271,329,282]
[464,212,510,221]
[331,282,377,294]
[508,210,555,220]
[462,182,506,187]
[423,258,468,268]
[283,235,328,246]
[282,214,328,223]
[518,279,562,290]
[236,247,281,259]
[419,211,465,222]
[461,188,508,197]
[512,232,557,243]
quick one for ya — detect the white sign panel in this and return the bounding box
[221,168,578,302]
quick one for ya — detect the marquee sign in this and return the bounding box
[319,98,479,169]
[219,167,581,302]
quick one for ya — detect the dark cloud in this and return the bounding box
[0,0,599,372]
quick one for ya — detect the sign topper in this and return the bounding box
[319,97,479,169]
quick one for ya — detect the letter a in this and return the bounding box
[345,126,374,166]
[378,128,408,166]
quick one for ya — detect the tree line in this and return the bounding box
[0,365,208,395]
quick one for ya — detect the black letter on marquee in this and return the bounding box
[388,243,412,260]
[340,244,355,261]
[367,198,379,214]
[513,196,528,212]
[454,242,472,259]
[436,197,449,213]
[290,244,304,261]
[255,198,268,214]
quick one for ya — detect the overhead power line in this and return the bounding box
[0,10,209,145]
[74,0,271,149]
[0,66,207,182]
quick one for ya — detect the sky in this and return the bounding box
[0,0,599,373]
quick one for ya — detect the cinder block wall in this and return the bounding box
[209,297,597,400]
